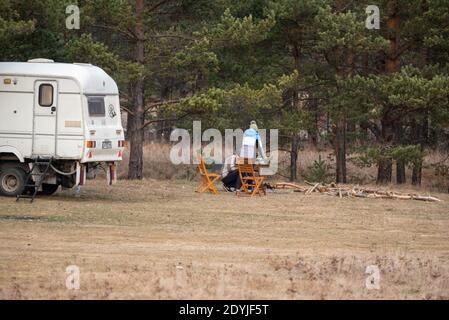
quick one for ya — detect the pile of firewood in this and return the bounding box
[273,182,442,202]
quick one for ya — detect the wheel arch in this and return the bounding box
[0,146,25,163]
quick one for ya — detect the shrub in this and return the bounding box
[303,155,332,183]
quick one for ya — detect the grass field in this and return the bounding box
[1,178,449,299]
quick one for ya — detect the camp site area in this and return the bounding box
[1,177,448,299]
[2,0,449,302]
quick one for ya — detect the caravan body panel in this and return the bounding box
[0,61,124,163]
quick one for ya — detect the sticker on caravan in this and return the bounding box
[108,104,117,118]
[65,120,82,128]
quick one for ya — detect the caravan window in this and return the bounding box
[38,84,53,107]
[87,96,105,116]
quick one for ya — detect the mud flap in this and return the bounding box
[106,163,117,186]
[77,163,86,186]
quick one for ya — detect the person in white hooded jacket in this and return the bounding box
[240,120,266,160]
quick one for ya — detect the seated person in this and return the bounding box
[221,154,241,191]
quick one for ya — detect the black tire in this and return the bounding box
[0,167,27,197]
[38,183,60,196]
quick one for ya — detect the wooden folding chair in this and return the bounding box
[195,156,221,194]
[237,159,265,197]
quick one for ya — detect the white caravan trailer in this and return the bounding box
[0,59,125,197]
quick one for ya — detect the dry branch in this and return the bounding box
[274,182,308,192]
[273,182,442,203]
[306,183,320,195]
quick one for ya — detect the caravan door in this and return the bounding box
[32,80,58,156]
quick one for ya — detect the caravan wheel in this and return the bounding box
[0,167,27,197]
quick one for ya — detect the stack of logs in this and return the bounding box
[273,182,442,202]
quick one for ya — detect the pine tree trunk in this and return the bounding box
[128,0,145,180]
[290,135,299,181]
[411,160,422,186]
[410,119,424,186]
[385,1,400,74]
[312,98,319,147]
[333,39,347,184]
[128,79,145,179]
[396,161,406,184]
[408,0,429,186]
[377,158,392,184]
[377,0,399,184]
[377,120,393,184]
[335,117,347,184]
[290,48,302,182]
[395,122,406,184]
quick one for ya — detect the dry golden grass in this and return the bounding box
[119,143,196,181]
[120,143,449,192]
[0,178,449,299]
